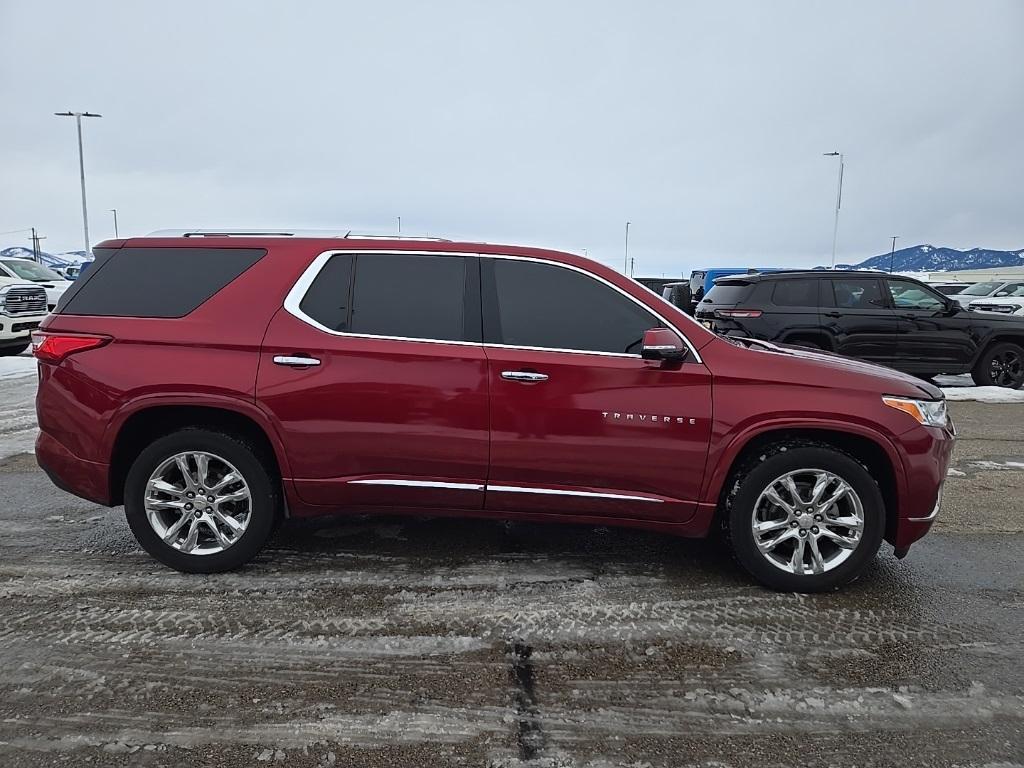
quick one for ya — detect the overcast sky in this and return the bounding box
[2,1,1022,275]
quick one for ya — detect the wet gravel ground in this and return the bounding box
[0,401,1022,767]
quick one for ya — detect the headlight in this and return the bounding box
[883,396,948,428]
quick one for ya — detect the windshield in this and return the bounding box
[1,259,62,282]
[960,281,1002,296]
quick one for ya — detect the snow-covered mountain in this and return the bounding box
[838,245,1024,272]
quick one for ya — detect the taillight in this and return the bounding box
[31,332,110,363]
[716,309,763,318]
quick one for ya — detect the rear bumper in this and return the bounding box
[890,423,955,552]
[35,429,112,506]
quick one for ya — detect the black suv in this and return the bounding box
[695,270,1024,388]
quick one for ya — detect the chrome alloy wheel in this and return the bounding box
[144,451,252,555]
[751,469,865,576]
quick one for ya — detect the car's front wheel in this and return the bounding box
[124,429,280,573]
[726,444,885,592]
[972,342,1024,389]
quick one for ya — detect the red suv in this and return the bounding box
[33,233,954,591]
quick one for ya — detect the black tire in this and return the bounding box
[0,342,30,357]
[971,342,1024,389]
[724,443,885,592]
[124,428,280,573]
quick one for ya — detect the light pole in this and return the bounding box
[397,216,401,235]
[889,236,899,273]
[823,151,844,269]
[624,221,631,274]
[110,209,119,238]
[55,111,102,255]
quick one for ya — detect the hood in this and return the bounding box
[738,338,943,400]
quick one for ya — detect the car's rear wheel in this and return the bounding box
[124,429,279,573]
[726,444,885,592]
[972,342,1024,389]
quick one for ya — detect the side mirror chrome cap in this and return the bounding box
[641,328,687,363]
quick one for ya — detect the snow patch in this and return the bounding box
[0,353,36,380]
[942,386,1024,403]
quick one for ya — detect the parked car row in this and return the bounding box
[696,270,1024,388]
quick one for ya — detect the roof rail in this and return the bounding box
[145,228,450,241]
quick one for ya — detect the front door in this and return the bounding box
[481,257,712,524]
[884,277,978,372]
[257,251,489,510]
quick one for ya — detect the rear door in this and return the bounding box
[257,251,489,510]
[821,276,901,366]
[481,257,712,524]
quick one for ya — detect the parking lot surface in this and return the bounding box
[1,399,1022,767]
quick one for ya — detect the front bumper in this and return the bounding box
[890,423,955,553]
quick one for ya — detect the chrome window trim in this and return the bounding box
[282,249,702,363]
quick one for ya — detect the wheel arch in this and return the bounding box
[108,400,288,507]
[706,425,903,543]
[780,330,835,351]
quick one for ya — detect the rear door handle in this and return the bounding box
[273,355,321,367]
[824,311,842,318]
[501,370,549,382]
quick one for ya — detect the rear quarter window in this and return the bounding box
[771,279,819,307]
[58,247,265,317]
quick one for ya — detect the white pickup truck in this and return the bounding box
[0,277,49,356]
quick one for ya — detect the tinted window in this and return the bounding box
[299,254,353,331]
[886,279,945,310]
[299,253,468,342]
[486,259,659,354]
[830,278,884,310]
[772,279,818,307]
[702,282,752,305]
[59,247,265,317]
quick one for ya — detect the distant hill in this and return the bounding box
[837,245,1024,273]
[0,246,91,271]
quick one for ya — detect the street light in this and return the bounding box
[823,151,844,269]
[55,111,102,255]
[889,236,899,273]
[624,221,631,274]
[110,209,119,238]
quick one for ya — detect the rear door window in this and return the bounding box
[298,253,474,342]
[58,247,265,317]
[828,278,885,310]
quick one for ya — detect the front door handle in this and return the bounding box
[501,370,548,382]
[273,355,321,367]
[824,311,842,318]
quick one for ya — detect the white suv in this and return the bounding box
[969,283,1024,316]
[0,257,72,311]
[953,280,1024,308]
[0,278,49,356]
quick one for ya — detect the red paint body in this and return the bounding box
[34,237,954,554]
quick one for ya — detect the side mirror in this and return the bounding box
[945,299,960,314]
[641,328,687,363]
